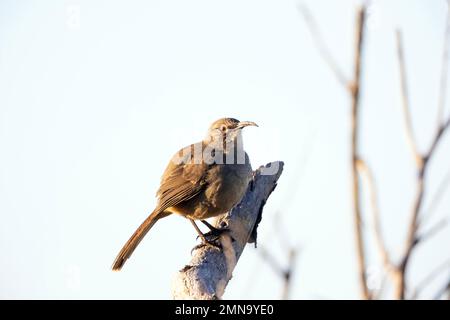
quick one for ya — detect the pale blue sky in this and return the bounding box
[0,0,449,299]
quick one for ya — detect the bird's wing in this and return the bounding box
[155,142,209,212]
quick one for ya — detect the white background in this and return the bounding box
[0,0,449,299]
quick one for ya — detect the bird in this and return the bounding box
[112,117,257,271]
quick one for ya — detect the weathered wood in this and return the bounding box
[172,161,284,300]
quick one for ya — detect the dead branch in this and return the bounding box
[301,4,370,299]
[357,159,394,272]
[413,258,450,299]
[395,20,450,299]
[281,248,298,300]
[396,30,423,167]
[434,278,450,300]
[258,245,299,300]
[171,162,284,300]
[416,218,448,244]
[350,6,370,300]
[302,0,450,300]
[421,168,450,225]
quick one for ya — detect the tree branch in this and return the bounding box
[357,159,394,272]
[395,22,450,299]
[171,162,284,300]
[258,245,299,300]
[421,168,450,225]
[301,0,449,300]
[416,217,448,244]
[396,30,423,167]
[434,278,450,300]
[350,6,370,300]
[425,116,450,161]
[301,4,369,299]
[413,258,450,299]
[281,248,298,300]
[395,106,450,300]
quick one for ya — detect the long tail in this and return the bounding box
[112,209,163,271]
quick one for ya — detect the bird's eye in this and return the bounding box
[220,125,227,132]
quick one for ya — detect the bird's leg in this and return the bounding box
[189,219,221,249]
[200,219,217,231]
[189,219,207,240]
[200,220,230,240]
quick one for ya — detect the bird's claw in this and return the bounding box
[204,227,230,241]
[196,226,230,242]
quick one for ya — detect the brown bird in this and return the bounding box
[112,118,257,271]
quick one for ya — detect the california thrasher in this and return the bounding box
[112,118,257,271]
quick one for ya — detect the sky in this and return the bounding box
[0,0,449,299]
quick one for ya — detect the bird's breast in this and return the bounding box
[168,154,252,220]
[205,163,251,210]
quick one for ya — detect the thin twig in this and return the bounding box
[396,163,425,299]
[425,116,450,161]
[416,218,448,244]
[305,4,369,299]
[350,6,370,300]
[395,25,450,299]
[394,29,424,300]
[413,258,450,299]
[299,4,349,88]
[258,246,285,277]
[356,159,394,271]
[433,278,450,300]
[281,248,298,300]
[258,245,299,300]
[396,30,423,167]
[396,122,450,300]
[420,168,450,225]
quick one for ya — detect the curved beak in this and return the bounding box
[237,121,258,129]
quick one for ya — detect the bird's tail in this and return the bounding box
[112,209,163,271]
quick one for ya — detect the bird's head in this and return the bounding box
[206,118,258,148]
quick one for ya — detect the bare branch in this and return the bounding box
[396,30,423,167]
[299,4,349,88]
[357,159,393,270]
[421,168,450,225]
[305,4,370,299]
[396,116,450,299]
[425,116,450,162]
[434,278,450,300]
[350,6,370,300]
[413,258,450,299]
[395,22,450,298]
[258,246,285,277]
[396,166,425,299]
[281,248,298,300]
[416,218,448,244]
[258,241,300,300]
